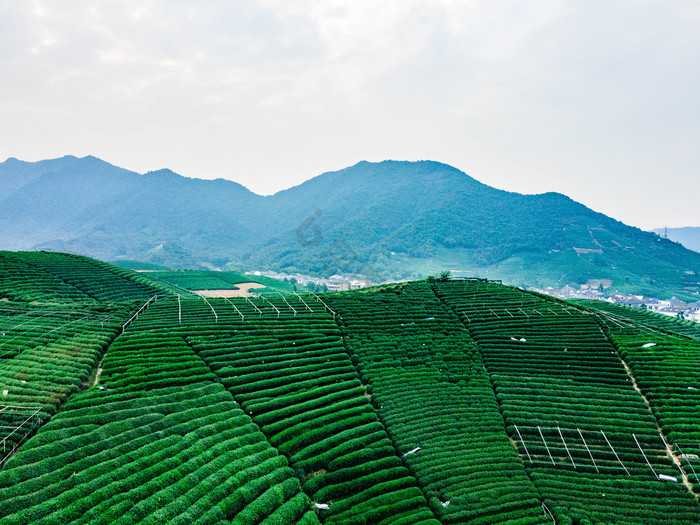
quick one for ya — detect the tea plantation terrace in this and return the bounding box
[0,251,698,523]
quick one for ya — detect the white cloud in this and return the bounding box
[1,0,699,228]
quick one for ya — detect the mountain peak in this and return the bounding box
[145,168,179,178]
[1,155,699,299]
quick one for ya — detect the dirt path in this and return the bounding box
[91,366,103,388]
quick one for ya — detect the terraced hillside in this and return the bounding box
[0,251,174,302]
[1,252,699,523]
[140,270,302,295]
[433,281,699,523]
[588,306,700,497]
[183,299,435,524]
[574,300,700,341]
[0,252,171,466]
[324,283,546,523]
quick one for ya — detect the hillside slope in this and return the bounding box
[0,253,698,523]
[2,156,700,298]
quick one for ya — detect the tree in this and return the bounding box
[427,270,451,283]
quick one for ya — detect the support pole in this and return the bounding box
[633,434,657,478]
[675,444,699,482]
[514,425,533,463]
[601,430,630,476]
[539,426,556,465]
[558,426,576,469]
[578,428,599,473]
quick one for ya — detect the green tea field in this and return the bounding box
[0,252,698,524]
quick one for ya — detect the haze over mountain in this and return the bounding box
[653,227,700,254]
[1,155,699,299]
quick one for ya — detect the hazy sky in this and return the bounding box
[1,1,698,229]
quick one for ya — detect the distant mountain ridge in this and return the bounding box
[1,155,699,299]
[653,227,700,254]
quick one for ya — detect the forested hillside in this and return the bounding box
[2,156,700,299]
[0,252,698,523]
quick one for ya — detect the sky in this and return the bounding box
[1,1,699,230]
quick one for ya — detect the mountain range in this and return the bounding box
[1,155,699,299]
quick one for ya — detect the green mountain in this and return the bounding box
[1,156,699,299]
[0,252,698,523]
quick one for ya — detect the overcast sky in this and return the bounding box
[1,1,698,229]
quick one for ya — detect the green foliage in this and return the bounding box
[426,270,451,283]
[0,257,698,523]
[185,304,433,521]
[326,282,547,523]
[434,279,699,521]
[0,251,172,302]
[142,270,301,294]
[110,260,169,271]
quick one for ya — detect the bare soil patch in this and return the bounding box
[195,283,267,298]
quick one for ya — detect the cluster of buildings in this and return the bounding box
[246,271,375,292]
[607,295,700,322]
[538,284,700,322]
